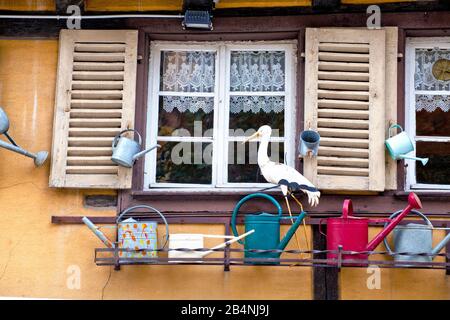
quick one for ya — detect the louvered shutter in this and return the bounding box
[304,28,386,191]
[50,30,138,189]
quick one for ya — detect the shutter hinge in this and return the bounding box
[137,55,143,63]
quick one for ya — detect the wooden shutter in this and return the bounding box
[50,30,138,189]
[304,28,386,191]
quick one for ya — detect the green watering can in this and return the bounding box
[231,193,307,265]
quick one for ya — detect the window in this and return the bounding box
[406,37,450,190]
[145,41,296,189]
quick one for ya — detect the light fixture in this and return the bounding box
[182,10,212,30]
[182,0,215,30]
[0,107,48,167]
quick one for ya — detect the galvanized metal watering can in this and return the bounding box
[0,107,48,167]
[385,124,428,166]
[384,210,450,264]
[231,193,307,265]
[322,193,423,265]
[299,129,320,158]
[111,129,160,168]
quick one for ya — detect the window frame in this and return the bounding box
[144,40,297,191]
[405,37,450,191]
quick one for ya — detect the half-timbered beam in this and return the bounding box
[55,0,85,15]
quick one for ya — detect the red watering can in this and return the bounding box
[322,193,422,265]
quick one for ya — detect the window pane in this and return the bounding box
[415,48,450,91]
[160,51,215,92]
[156,141,212,184]
[228,141,285,183]
[158,96,214,137]
[416,94,450,136]
[416,142,450,185]
[230,51,285,92]
[229,96,284,135]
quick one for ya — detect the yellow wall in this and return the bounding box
[0,39,312,299]
[1,38,450,300]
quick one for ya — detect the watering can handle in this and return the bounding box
[388,124,404,139]
[112,129,143,150]
[230,193,283,245]
[117,205,170,249]
[318,218,327,237]
[382,209,431,255]
[342,199,353,219]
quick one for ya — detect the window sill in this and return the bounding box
[131,188,280,198]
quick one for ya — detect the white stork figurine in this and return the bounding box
[243,125,321,206]
[243,125,321,254]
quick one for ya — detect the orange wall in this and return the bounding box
[1,35,450,299]
[0,39,312,299]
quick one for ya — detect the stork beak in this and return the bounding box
[242,132,260,144]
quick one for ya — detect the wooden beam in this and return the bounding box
[312,0,340,11]
[55,0,85,15]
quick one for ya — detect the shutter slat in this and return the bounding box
[71,90,123,100]
[71,100,123,108]
[319,146,369,158]
[317,118,369,129]
[317,156,369,168]
[66,166,118,174]
[304,28,386,191]
[318,71,369,81]
[68,128,121,137]
[68,147,113,156]
[70,109,122,118]
[67,156,115,166]
[73,52,125,62]
[73,71,124,81]
[319,61,369,72]
[68,137,114,147]
[320,137,369,148]
[317,166,369,176]
[318,108,369,120]
[73,62,125,71]
[69,118,122,128]
[74,43,126,52]
[318,42,370,53]
[72,80,124,90]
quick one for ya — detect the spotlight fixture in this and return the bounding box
[182,10,213,30]
[182,0,215,30]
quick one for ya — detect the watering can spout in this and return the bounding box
[277,211,307,251]
[398,154,429,166]
[431,232,450,257]
[366,193,422,252]
[132,144,161,161]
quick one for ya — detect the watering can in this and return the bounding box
[384,210,450,264]
[385,124,428,166]
[322,193,423,265]
[111,129,160,168]
[299,129,320,158]
[116,205,169,259]
[0,107,48,167]
[231,193,307,265]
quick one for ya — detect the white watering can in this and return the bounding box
[385,124,428,166]
[0,107,48,167]
[111,129,160,168]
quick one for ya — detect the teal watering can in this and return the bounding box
[231,193,307,265]
[385,124,428,166]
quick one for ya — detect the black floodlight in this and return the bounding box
[182,10,213,30]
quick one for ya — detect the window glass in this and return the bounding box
[416,142,450,185]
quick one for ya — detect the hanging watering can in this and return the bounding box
[299,129,320,158]
[231,193,307,265]
[322,193,423,266]
[385,124,428,166]
[111,129,160,168]
[116,205,169,259]
[384,210,450,264]
[0,107,48,167]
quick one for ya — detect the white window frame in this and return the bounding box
[144,40,297,191]
[405,37,450,191]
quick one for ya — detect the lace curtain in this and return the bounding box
[230,51,285,92]
[415,48,450,91]
[414,49,450,112]
[160,51,215,92]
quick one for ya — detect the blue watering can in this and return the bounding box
[231,193,307,265]
[385,124,428,166]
